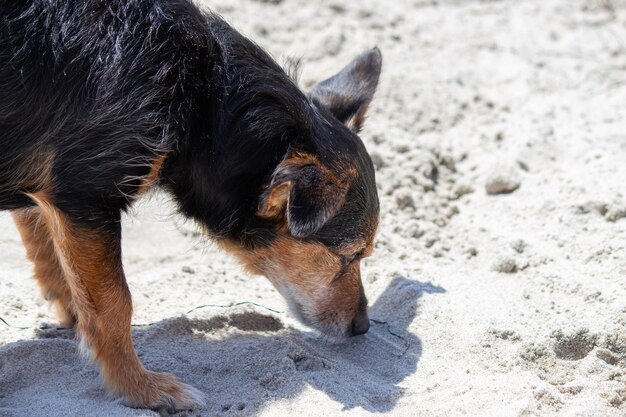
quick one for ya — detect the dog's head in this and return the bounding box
[225,48,382,338]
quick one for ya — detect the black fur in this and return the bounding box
[0,0,380,249]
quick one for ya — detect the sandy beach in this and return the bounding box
[1,0,625,416]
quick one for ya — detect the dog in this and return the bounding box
[0,0,381,410]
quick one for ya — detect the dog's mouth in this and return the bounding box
[288,304,351,340]
[269,280,352,339]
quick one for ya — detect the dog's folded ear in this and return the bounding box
[258,153,347,238]
[309,47,382,132]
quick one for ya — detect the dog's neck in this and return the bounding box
[162,16,310,246]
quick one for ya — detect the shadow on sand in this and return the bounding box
[0,277,445,416]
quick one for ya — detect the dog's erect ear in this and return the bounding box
[309,47,382,132]
[258,153,347,238]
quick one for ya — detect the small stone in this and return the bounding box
[485,166,521,195]
[517,160,529,171]
[182,266,195,274]
[605,204,626,222]
[450,183,474,200]
[492,256,518,273]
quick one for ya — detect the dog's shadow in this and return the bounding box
[0,277,444,416]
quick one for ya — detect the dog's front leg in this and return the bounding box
[28,192,204,410]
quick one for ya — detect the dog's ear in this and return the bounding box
[309,47,382,132]
[258,153,347,238]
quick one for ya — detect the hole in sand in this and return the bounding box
[186,311,283,337]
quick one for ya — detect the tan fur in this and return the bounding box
[220,235,366,336]
[283,151,349,186]
[257,181,291,219]
[11,208,76,326]
[136,154,168,195]
[223,236,341,284]
[21,191,202,408]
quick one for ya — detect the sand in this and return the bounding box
[1,0,625,416]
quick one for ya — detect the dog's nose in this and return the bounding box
[350,310,370,336]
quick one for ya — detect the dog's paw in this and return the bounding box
[121,371,206,412]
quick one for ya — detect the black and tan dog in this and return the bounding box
[0,0,381,410]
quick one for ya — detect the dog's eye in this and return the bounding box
[340,251,364,268]
[341,255,356,268]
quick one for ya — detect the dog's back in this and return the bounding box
[0,0,214,213]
